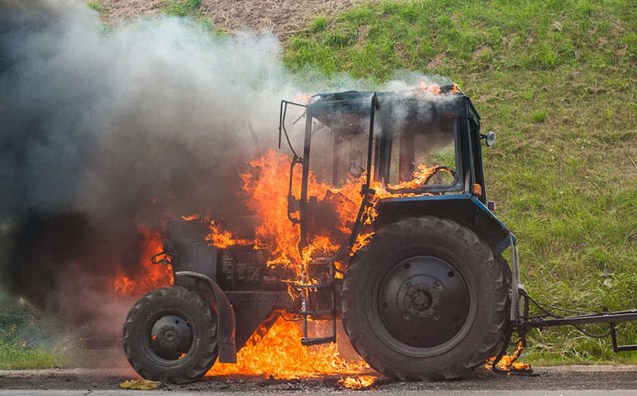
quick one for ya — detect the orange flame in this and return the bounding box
[117,149,448,378]
[241,150,364,275]
[205,220,252,249]
[339,375,377,389]
[208,317,369,378]
[113,228,173,296]
[485,342,532,373]
[419,81,442,95]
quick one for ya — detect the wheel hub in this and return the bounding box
[150,315,193,360]
[378,256,470,348]
[403,284,437,318]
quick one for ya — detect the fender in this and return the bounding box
[374,194,513,253]
[174,271,237,363]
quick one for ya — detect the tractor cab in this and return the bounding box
[279,84,507,255]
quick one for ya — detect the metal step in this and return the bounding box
[295,282,333,289]
[300,309,334,316]
[298,258,337,348]
[301,335,336,346]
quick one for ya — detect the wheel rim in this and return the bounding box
[148,314,193,361]
[371,254,474,356]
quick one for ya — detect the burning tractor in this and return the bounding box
[122,83,637,383]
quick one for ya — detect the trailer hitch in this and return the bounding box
[512,282,637,354]
[502,231,637,367]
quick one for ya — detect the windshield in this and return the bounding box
[305,92,463,192]
[378,94,462,193]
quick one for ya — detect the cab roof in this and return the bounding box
[305,84,480,132]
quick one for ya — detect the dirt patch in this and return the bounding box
[101,0,377,38]
[102,0,164,22]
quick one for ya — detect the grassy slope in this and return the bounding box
[285,0,637,363]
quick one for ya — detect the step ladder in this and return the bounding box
[298,257,337,346]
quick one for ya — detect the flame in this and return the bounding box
[373,163,441,199]
[208,317,369,378]
[339,375,377,389]
[240,150,363,275]
[418,81,461,95]
[117,149,452,378]
[449,83,462,93]
[113,228,173,296]
[204,151,375,377]
[419,81,441,95]
[239,151,442,267]
[485,342,532,373]
[230,150,443,273]
[203,151,448,378]
[205,220,252,249]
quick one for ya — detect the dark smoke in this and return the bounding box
[0,0,298,329]
[0,0,455,346]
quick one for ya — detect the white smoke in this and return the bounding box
[1,0,300,222]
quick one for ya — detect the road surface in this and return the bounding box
[1,365,637,394]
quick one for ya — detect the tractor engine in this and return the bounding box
[163,219,291,292]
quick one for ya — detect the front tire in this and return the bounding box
[342,217,509,380]
[123,286,218,384]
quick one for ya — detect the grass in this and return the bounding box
[86,0,106,16]
[283,0,637,364]
[163,0,202,18]
[0,292,67,369]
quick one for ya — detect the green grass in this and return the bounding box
[86,0,105,16]
[0,292,65,369]
[284,0,637,364]
[163,0,201,18]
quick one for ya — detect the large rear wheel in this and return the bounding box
[123,286,218,384]
[342,217,509,380]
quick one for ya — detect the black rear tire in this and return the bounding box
[342,217,509,380]
[123,286,218,384]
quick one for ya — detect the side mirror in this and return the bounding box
[481,131,496,147]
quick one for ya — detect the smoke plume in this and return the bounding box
[0,0,455,344]
[0,0,299,327]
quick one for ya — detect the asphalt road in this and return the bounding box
[1,365,637,395]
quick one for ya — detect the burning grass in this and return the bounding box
[485,343,532,374]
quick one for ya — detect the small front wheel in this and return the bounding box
[123,286,218,384]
